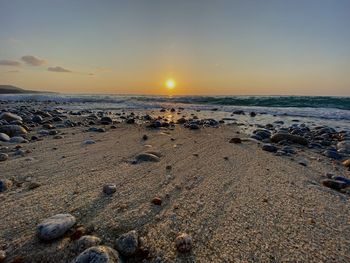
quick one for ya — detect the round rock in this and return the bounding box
[37,213,76,241]
[115,230,139,256]
[73,246,120,263]
[0,179,13,192]
[0,153,8,162]
[77,235,102,251]
[135,153,160,163]
[103,184,117,195]
[175,233,192,253]
[0,112,22,122]
[0,133,10,142]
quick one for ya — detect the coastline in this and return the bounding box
[0,102,349,262]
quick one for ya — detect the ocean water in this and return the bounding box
[1,94,350,131]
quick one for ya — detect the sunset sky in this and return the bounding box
[0,0,349,95]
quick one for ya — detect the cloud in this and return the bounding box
[21,55,46,66]
[0,59,21,67]
[47,66,72,73]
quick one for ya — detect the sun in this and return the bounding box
[165,79,176,90]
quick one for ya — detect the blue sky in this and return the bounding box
[0,0,349,95]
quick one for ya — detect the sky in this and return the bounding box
[0,0,349,95]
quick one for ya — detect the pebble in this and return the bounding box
[152,197,162,205]
[37,213,76,241]
[84,140,96,145]
[229,137,242,144]
[28,182,41,190]
[0,133,10,142]
[0,112,22,122]
[142,134,148,140]
[32,115,43,123]
[103,184,117,195]
[135,153,160,163]
[0,153,8,162]
[0,179,12,192]
[323,150,342,160]
[115,230,139,256]
[175,233,193,253]
[262,144,278,153]
[88,127,105,133]
[73,246,120,263]
[9,136,27,143]
[100,116,113,124]
[321,179,347,191]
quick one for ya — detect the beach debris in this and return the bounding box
[103,184,117,195]
[262,144,278,153]
[152,197,162,205]
[175,233,193,253]
[0,179,12,192]
[37,213,76,241]
[229,137,242,144]
[73,246,120,263]
[115,230,139,256]
[0,153,8,162]
[135,153,160,163]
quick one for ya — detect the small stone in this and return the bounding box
[0,133,10,142]
[100,116,113,124]
[142,134,148,140]
[0,179,12,192]
[115,230,139,256]
[0,153,8,162]
[37,213,76,241]
[0,112,22,122]
[84,140,96,145]
[175,233,192,253]
[28,182,41,190]
[32,115,43,123]
[323,150,342,160]
[126,118,135,124]
[342,159,350,167]
[9,136,27,143]
[152,197,162,205]
[53,135,64,139]
[262,144,278,153]
[321,179,347,191]
[77,235,102,251]
[73,246,120,263]
[135,153,160,163]
[229,137,241,144]
[0,250,6,262]
[103,184,117,195]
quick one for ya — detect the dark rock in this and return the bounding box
[262,144,278,153]
[37,213,76,241]
[100,116,113,125]
[73,246,120,263]
[175,233,192,253]
[126,118,135,124]
[135,153,160,163]
[142,135,148,140]
[88,127,106,133]
[0,153,8,162]
[323,150,342,160]
[270,133,308,145]
[229,138,242,144]
[152,197,162,205]
[321,179,347,190]
[177,118,187,124]
[32,115,43,123]
[250,112,256,117]
[77,236,102,251]
[115,230,139,257]
[103,184,117,195]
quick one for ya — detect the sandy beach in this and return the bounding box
[1,104,350,263]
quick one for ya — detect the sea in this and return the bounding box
[1,94,350,132]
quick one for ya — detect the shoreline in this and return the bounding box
[0,102,350,262]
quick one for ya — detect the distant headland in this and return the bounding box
[0,85,55,94]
